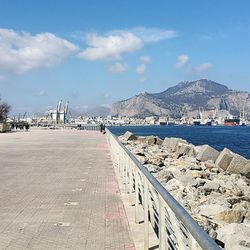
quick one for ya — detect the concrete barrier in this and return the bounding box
[215,148,235,170]
[227,154,249,175]
[196,144,220,162]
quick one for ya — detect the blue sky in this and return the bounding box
[0,0,250,115]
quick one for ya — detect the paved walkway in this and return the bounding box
[0,128,135,250]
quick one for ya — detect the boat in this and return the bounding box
[193,120,201,126]
[224,118,240,126]
[193,118,212,126]
[159,121,167,125]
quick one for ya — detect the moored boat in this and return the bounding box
[224,118,240,126]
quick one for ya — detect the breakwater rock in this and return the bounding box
[119,131,250,249]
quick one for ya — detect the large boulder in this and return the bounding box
[136,155,147,164]
[216,223,250,250]
[196,145,220,162]
[196,204,230,218]
[146,135,163,145]
[162,137,188,152]
[177,143,195,158]
[147,156,164,166]
[163,178,183,192]
[178,173,198,187]
[137,135,163,145]
[241,162,250,179]
[144,164,160,174]
[188,170,209,179]
[136,136,147,144]
[153,152,169,160]
[215,148,235,171]
[123,131,137,141]
[161,171,175,183]
[213,209,246,223]
[227,154,249,175]
[200,180,220,194]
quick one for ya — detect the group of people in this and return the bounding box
[11,122,30,131]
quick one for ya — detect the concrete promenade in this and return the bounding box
[0,128,135,249]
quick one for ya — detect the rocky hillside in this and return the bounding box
[69,106,110,117]
[111,79,250,118]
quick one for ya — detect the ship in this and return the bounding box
[159,121,167,125]
[193,120,212,126]
[224,117,240,126]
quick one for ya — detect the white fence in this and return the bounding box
[106,129,220,250]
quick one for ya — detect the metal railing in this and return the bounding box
[106,129,220,250]
[79,125,100,131]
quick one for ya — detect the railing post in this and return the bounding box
[159,196,167,250]
[149,190,156,230]
[167,208,187,250]
[144,177,149,250]
[123,151,126,182]
[129,161,133,205]
[125,155,128,193]
[135,169,140,224]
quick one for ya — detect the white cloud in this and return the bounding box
[78,33,143,61]
[78,27,176,61]
[0,28,79,74]
[136,55,151,75]
[140,55,151,64]
[136,64,146,75]
[109,62,128,73]
[195,63,213,73]
[175,54,189,68]
[111,27,177,43]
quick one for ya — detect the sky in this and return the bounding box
[0,0,250,115]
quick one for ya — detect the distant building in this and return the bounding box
[48,100,69,124]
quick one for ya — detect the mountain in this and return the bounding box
[84,106,110,117]
[69,106,110,117]
[111,79,250,118]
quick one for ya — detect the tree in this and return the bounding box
[0,98,11,122]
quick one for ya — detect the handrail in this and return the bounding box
[106,128,220,250]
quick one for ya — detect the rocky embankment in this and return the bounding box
[119,131,250,249]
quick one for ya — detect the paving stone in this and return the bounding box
[0,128,135,250]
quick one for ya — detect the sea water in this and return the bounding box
[109,125,250,159]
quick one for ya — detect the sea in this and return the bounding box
[109,125,250,159]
